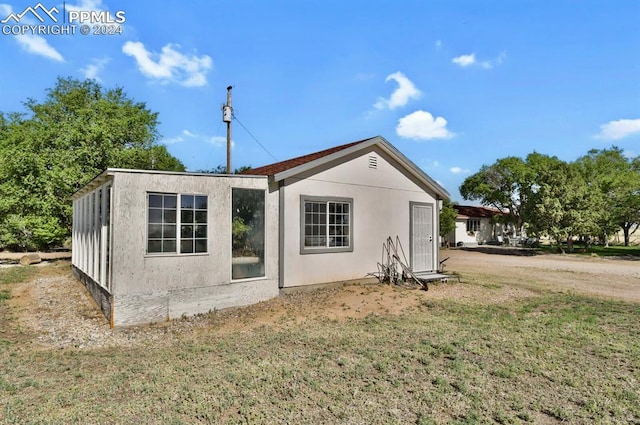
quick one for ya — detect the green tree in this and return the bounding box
[197,165,252,174]
[459,156,533,235]
[576,147,640,246]
[0,77,185,251]
[439,199,457,246]
[525,154,599,252]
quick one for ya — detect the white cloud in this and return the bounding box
[595,119,640,141]
[373,72,421,110]
[452,54,475,67]
[452,52,506,69]
[161,129,199,144]
[396,110,454,140]
[435,40,442,49]
[480,60,493,69]
[0,4,64,61]
[209,136,226,147]
[161,131,233,147]
[210,136,234,148]
[80,57,110,81]
[122,41,213,87]
[161,136,184,145]
[15,33,64,61]
[450,166,469,174]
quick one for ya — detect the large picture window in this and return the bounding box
[147,193,207,254]
[301,196,353,254]
[232,189,265,279]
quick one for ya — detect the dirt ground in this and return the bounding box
[4,248,639,350]
[445,247,640,301]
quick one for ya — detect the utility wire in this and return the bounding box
[232,113,279,162]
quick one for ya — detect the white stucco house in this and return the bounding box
[72,136,450,326]
[447,205,511,247]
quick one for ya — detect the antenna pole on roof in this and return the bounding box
[222,85,233,173]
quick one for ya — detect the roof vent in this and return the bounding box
[368,155,377,169]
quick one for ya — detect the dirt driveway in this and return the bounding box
[445,247,640,302]
[4,248,640,350]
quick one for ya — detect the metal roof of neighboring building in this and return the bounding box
[454,205,504,218]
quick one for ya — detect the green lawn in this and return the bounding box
[0,266,36,288]
[0,266,36,318]
[539,243,640,257]
[1,267,639,424]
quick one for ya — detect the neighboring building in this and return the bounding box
[447,205,512,247]
[72,136,450,326]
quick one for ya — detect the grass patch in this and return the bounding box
[0,266,37,307]
[539,243,640,257]
[1,280,639,423]
[0,289,11,301]
[585,245,640,257]
[0,266,41,346]
[0,266,38,286]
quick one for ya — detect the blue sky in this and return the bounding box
[1,0,638,202]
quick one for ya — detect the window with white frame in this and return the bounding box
[147,193,208,254]
[301,196,353,253]
[466,218,480,233]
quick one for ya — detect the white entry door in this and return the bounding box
[411,203,433,272]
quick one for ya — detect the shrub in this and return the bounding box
[0,214,66,251]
